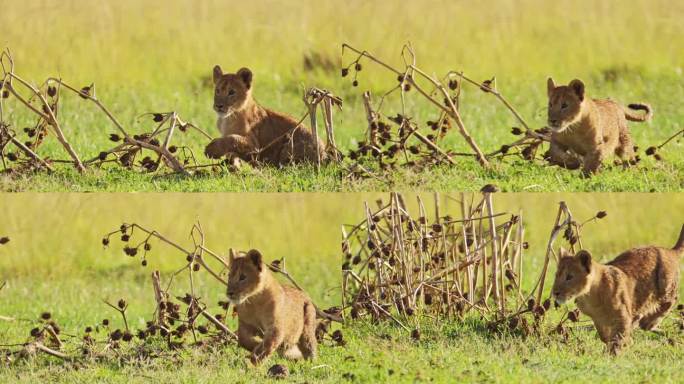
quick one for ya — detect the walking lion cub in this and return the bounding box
[552,224,684,354]
[546,78,652,175]
[226,249,317,365]
[205,65,326,165]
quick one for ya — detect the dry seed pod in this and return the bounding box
[508,317,519,330]
[410,329,421,341]
[480,184,499,193]
[268,364,289,379]
[79,85,92,99]
[110,329,123,341]
[568,309,580,322]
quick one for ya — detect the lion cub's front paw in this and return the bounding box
[250,352,264,366]
[205,138,228,159]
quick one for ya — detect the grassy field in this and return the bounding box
[0,0,682,192]
[1,193,684,382]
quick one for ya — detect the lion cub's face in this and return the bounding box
[226,249,264,305]
[547,78,585,132]
[552,249,593,305]
[212,65,253,118]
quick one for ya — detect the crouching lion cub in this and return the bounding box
[552,224,684,354]
[205,65,327,165]
[546,78,652,175]
[227,249,317,365]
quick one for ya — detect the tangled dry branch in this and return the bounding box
[340,190,608,338]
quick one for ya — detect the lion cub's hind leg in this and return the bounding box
[639,300,675,331]
[582,147,608,176]
[281,345,304,360]
[615,128,637,167]
[298,302,318,359]
[278,130,326,166]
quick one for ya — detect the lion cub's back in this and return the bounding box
[593,98,627,135]
[608,246,680,306]
[609,246,678,277]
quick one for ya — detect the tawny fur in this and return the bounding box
[226,249,317,365]
[552,224,684,354]
[204,65,326,165]
[546,78,652,175]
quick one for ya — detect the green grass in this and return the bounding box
[1,193,684,382]
[0,0,682,192]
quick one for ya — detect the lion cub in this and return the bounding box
[552,224,684,354]
[546,78,652,175]
[226,249,317,365]
[205,65,327,165]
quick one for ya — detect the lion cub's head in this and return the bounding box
[546,78,586,132]
[552,248,593,305]
[212,65,253,118]
[226,249,265,305]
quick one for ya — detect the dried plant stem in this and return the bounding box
[151,271,166,325]
[5,74,85,172]
[304,90,322,171]
[533,202,571,305]
[656,128,684,150]
[8,136,53,171]
[33,343,72,360]
[448,72,536,136]
[199,309,237,339]
[342,43,488,168]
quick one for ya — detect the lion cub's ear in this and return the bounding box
[213,65,223,84]
[558,247,571,258]
[237,68,253,90]
[569,79,585,101]
[547,77,556,97]
[576,250,592,273]
[247,249,262,271]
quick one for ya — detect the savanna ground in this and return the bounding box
[0,0,682,192]
[1,193,684,383]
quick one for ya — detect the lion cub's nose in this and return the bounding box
[549,119,558,125]
[215,104,224,110]
[553,290,560,297]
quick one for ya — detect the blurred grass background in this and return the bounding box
[0,0,682,191]
[2,0,682,87]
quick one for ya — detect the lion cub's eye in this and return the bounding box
[228,89,236,96]
[561,102,568,110]
[239,273,246,282]
[565,274,573,281]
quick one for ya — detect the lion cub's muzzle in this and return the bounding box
[552,289,569,305]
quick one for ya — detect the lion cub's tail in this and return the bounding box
[673,224,684,253]
[624,103,653,122]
